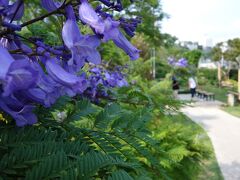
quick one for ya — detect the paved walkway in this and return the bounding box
[180,94,240,180]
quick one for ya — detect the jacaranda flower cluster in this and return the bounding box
[0,0,140,126]
[167,57,188,67]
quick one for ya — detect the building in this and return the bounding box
[198,58,217,69]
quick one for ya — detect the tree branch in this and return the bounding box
[0,0,78,37]
[10,0,23,23]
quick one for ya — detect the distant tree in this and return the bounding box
[211,42,225,86]
[183,49,202,67]
[161,33,178,48]
[123,0,166,46]
[211,43,223,61]
[224,38,240,99]
[225,38,240,63]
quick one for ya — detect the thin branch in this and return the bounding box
[21,8,63,28]
[0,0,77,37]
[20,0,79,28]
[10,0,23,23]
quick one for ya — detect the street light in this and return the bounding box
[220,42,227,66]
[218,42,227,86]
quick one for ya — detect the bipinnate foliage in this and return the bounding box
[0,86,211,179]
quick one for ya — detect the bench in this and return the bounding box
[196,90,215,101]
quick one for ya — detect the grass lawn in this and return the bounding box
[222,105,240,118]
[200,84,240,118]
[200,84,229,103]
[175,115,224,179]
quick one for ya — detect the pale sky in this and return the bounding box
[161,0,240,46]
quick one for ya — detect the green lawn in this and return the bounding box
[200,84,240,118]
[222,105,240,117]
[200,84,229,103]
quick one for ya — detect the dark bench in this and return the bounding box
[196,90,215,101]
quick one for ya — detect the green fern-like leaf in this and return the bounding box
[108,170,134,180]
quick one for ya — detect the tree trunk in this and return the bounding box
[218,62,221,86]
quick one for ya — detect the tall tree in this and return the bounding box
[211,42,225,86]
[123,0,165,46]
[183,49,202,67]
[224,38,240,99]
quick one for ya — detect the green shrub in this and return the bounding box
[0,84,213,179]
[197,68,218,86]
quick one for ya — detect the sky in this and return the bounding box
[161,0,240,46]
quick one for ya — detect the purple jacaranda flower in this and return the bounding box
[41,0,63,12]
[0,46,14,80]
[2,59,39,97]
[95,5,113,18]
[18,62,61,107]
[20,43,32,54]
[79,1,139,60]
[168,57,188,68]
[62,5,101,68]
[167,57,176,66]
[25,88,50,106]
[46,58,88,93]
[102,17,140,60]
[98,0,113,7]
[176,58,188,67]
[0,96,37,127]
[90,67,102,74]
[79,0,104,34]
[0,38,9,48]
[0,37,32,60]
[71,35,101,65]
[62,6,82,47]
[97,0,122,11]
[117,79,128,87]
[120,17,141,37]
[105,72,117,87]
[0,0,9,7]
[3,0,24,21]
[2,21,21,31]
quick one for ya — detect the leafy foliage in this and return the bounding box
[0,83,212,179]
[197,68,218,86]
[183,49,202,67]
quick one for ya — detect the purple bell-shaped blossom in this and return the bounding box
[176,58,188,67]
[2,21,21,31]
[20,63,61,107]
[0,0,9,7]
[0,97,37,127]
[103,17,140,60]
[78,0,139,60]
[62,5,101,68]
[3,0,24,21]
[41,0,64,12]
[2,59,39,97]
[0,46,14,80]
[167,57,176,66]
[79,0,105,34]
[46,58,88,94]
[167,57,188,68]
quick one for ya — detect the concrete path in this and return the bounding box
[179,94,240,180]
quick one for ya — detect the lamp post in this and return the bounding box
[218,42,227,86]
